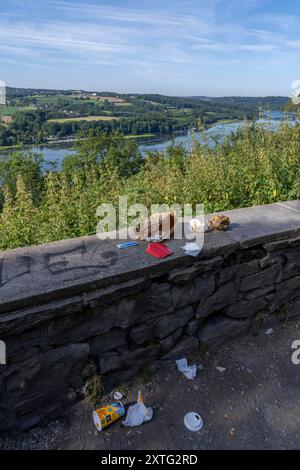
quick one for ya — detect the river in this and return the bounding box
[0,112,295,170]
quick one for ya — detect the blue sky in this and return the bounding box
[0,0,300,96]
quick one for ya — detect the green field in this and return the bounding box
[47,116,119,123]
[214,118,241,124]
[124,133,155,139]
[0,144,21,151]
[0,105,36,116]
[33,94,103,105]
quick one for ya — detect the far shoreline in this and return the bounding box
[0,118,242,153]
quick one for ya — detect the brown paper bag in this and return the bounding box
[136,212,176,241]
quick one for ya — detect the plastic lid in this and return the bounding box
[184,412,203,432]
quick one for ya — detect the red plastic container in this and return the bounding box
[145,243,173,259]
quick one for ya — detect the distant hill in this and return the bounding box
[6,87,290,106]
[189,96,290,110]
[6,87,124,98]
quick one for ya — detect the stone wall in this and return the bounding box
[0,201,300,433]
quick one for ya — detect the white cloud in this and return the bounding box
[286,40,300,48]
[192,39,278,53]
[250,12,299,33]
[0,20,145,55]
[0,0,298,80]
[54,1,189,27]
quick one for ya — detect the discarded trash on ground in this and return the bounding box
[113,391,123,401]
[184,412,204,432]
[176,358,197,380]
[137,211,175,241]
[122,391,153,427]
[182,242,202,257]
[265,328,274,335]
[93,402,125,431]
[216,366,226,373]
[117,241,139,249]
[208,215,231,231]
[146,242,173,259]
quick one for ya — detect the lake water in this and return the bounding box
[0,112,295,170]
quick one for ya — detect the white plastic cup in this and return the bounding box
[184,412,204,432]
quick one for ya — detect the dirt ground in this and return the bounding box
[1,319,300,451]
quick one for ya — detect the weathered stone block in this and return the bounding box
[217,259,261,287]
[1,343,89,431]
[275,276,300,305]
[160,327,183,353]
[196,281,237,319]
[171,276,215,309]
[168,256,222,284]
[48,298,136,344]
[90,329,127,356]
[130,306,194,344]
[264,236,300,252]
[287,297,300,318]
[259,254,283,269]
[239,264,282,292]
[155,306,194,339]
[5,327,47,363]
[223,295,273,319]
[185,318,202,336]
[133,283,174,321]
[85,277,149,309]
[99,344,160,375]
[197,316,251,348]
[243,285,275,300]
[129,320,156,345]
[0,296,84,337]
[280,250,300,281]
[9,346,41,365]
[17,343,89,396]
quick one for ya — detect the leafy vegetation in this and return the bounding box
[0,119,299,252]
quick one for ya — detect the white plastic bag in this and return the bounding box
[122,391,153,427]
[176,358,197,380]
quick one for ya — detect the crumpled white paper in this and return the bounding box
[181,242,202,257]
[176,358,197,380]
[122,391,153,427]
